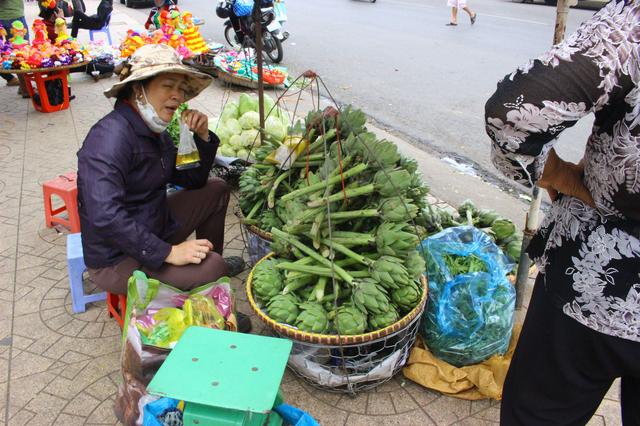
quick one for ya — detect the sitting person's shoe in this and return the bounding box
[224,256,246,277]
[17,86,30,98]
[236,312,253,333]
[6,77,19,87]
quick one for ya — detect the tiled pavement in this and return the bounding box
[0,2,623,425]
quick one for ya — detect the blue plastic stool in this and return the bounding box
[67,233,106,313]
[89,13,112,45]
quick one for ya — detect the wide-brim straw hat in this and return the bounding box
[104,44,212,101]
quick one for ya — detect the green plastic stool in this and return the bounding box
[147,327,292,426]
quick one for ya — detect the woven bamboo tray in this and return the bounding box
[247,253,429,346]
[0,61,90,75]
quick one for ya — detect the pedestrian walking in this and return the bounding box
[485,1,640,424]
[446,0,477,26]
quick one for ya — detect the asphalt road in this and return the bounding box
[132,0,601,186]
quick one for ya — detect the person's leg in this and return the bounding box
[450,7,458,24]
[501,276,617,426]
[230,13,244,41]
[71,11,103,36]
[621,374,640,424]
[463,6,477,23]
[167,179,231,255]
[88,257,141,295]
[143,251,229,291]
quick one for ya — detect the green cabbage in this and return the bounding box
[239,111,261,130]
[229,134,243,149]
[216,125,233,145]
[236,148,250,159]
[263,94,276,115]
[265,115,286,142]
[221,102,239,120]
[238,93,257,115]
[224,118,242,136]
[219,145,236,157]
[241,129,260,148]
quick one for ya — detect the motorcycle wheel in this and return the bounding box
[224,25,241,48]
[263,32,283,64]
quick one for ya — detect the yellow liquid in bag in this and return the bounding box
[176,151,201,170]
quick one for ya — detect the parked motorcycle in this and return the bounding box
[216,0,287,64]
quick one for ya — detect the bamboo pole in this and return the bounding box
[514,0,577,309]
[253,0,265,145]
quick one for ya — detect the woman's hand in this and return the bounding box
[181,109,209,141]
[538,149,595,207]
[165,239,214,266]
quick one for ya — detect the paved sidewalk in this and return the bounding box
[0,2,622,425]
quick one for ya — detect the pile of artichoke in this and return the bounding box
[416,200,522,264]
[246,106,428,335]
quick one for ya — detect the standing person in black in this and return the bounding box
[70,0,112,38]
[485,1,640,424]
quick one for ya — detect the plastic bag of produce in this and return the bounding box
[420,226,515,367]
[116,271,237,425]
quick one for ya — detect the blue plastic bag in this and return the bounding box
[274,403,320,426]
[420,226,515,367]
[143,398,182,426]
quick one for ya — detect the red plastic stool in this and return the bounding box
[107,292,127,329]
[42,172,81,233]
[23,69,71,113]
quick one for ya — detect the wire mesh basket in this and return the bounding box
[240,224,273,267]
[210,161,247,188]
[247,254,428,394]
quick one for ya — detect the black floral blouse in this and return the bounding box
[485,0,640,342]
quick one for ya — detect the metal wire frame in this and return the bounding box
[276,307,422,394]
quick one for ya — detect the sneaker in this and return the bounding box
[6,77,19,87]
[236,312,253,333]
[224,256,246,277]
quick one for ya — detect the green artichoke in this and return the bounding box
[438,209,462,228]
[334,304,367,335]
[475,209,500,228]
[368,306,400,330]
[505,238,523,262]
[405,250,426,279]
[349,133,401,169]
[252,259,284,303]
[492,219,516,242]
[370,256,410,289]
[266,294,300,325]
[373,169,412,197]
[391,281,422,313]
[295,302,330,334]
[415,204,443,232]
[352,279,391,315]
[260,209,283,231]
[380,198,418,222]
[376,222,420,258]
[400,157,419,175]
[457,199,478,218]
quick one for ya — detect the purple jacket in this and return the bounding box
[77,100,219,270]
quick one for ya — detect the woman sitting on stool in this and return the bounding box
[77,45,246,326]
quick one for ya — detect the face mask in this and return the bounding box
[135,85,170,133]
